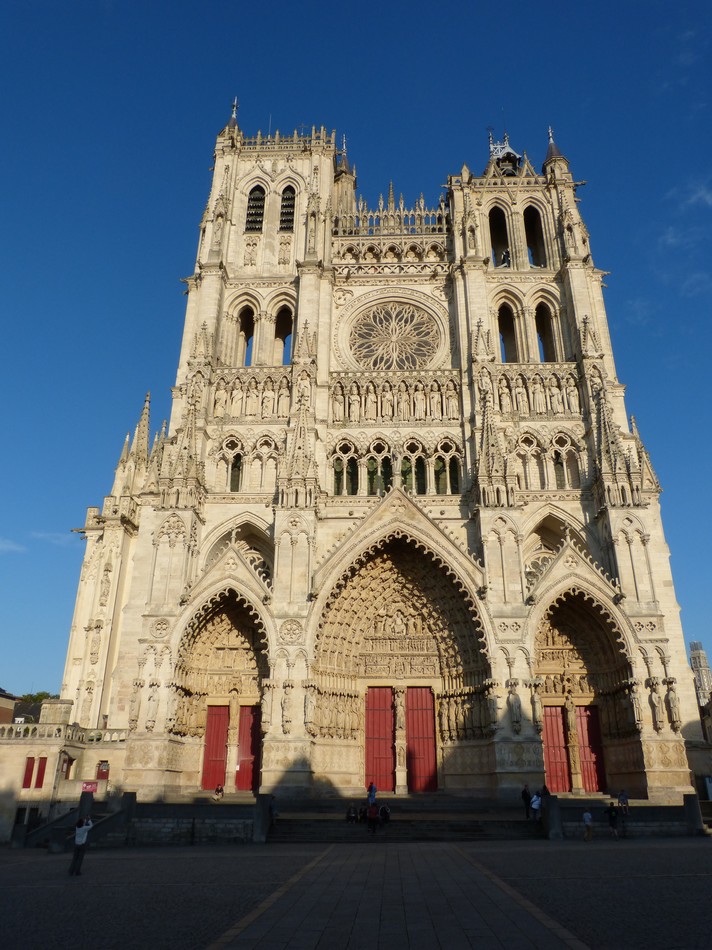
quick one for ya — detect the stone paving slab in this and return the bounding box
[1,838,710,949]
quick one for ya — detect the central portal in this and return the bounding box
[364,686,437,793]
[314,537,490,795]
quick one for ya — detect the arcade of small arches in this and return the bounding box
[330,438,462,497]
[216,435,282,494]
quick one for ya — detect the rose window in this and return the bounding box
[349,303,440,370]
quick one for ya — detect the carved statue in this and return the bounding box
[277,379,290,417]
[281,683,293,735]
[397,382,409,421]
[445,381,459,420]
[297,372,311,407]
[507,680,522,734]
[515,377,530,415]
[364,383,378,421]
[261,379,275,417]
[530,681,543,733]
[413,383,426,421]
[230,381,243,417]
[348,384,360,422]
[244,379,259,416]
[531,376,546,414]
[381,382,394,419]
[486,685,499,732]
[566,377,580,414]
[395,689,405,732]
[666,680,682,732]
[213,382,228,418]
[498,377,512,414]
[331,384,345,422]
[564,692,577,740]
[99,566,112,607]
[650,681,665,732]
[479,371,493,406]
[429,382,442,419]
[548,377,563,414]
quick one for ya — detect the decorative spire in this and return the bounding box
[130,392,151,465]
[228,97,238,129]
[387,181,395,212]
[543,126,566,168]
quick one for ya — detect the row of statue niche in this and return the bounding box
[331,379,460,424]
[648,677,682,734]
[212,372,312,420]
[167,690,208,738]
[539,672,593,696]
[304,686,362,739]
[478,371,580,416]
[437,687,499,741]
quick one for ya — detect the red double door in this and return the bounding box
[201,704,262,793]
[365,687,437,793]
[542,704,605,793]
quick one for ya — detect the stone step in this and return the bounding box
[268,817,545,844]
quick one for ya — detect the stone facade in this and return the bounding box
[1,112,704,828]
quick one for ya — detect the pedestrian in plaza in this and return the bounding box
[367,781,377,806]
[366,802,379,834]
[379,804,391,824]
[617,789,629,815]
[604,801,619,838]
[212,784,224,801]
[530,790,542,821]
[346,804,358,823]
[68,817,93,876]
[521,783,531,819]
[583,808,593,842]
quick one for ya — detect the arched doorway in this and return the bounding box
[534,590,643,795]
[313,537,490,794]
[170,590,269,793]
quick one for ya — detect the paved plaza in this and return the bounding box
[1,837,710,949]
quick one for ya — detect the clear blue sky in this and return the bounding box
[1,1,710,694]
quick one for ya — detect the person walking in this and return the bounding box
[367,781,377,806]
[521,784,532,819]
[366,802,379,835]
[530,791,542,821]
[583,808,593,842]
[68,817,93,876]
[617,789,629,815]
[604,801,619,838]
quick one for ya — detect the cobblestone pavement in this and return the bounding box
[1,837,710,949]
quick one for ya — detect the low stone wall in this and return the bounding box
[562,818,687,838]
[125,817,253,846]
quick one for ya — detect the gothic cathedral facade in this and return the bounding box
[56,112,699,802]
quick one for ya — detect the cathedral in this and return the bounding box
[6,106,701,811]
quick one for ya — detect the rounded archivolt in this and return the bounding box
[349,302,440,370]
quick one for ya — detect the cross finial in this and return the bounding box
[548,125,554,142]
[231,97,239,119]
[342,133,347,153]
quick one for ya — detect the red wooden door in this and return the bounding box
[202,706,229,790]
[365,687,395,792]
[576,705,606,792]
[235,705,262,793]
[406,687,437,792]
[543,706,571,793]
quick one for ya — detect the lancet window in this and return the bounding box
[535,303,557,362]
[433,439,462,495]
[217,438,244,492]
[332,441,359,496]
[237,307,255,367]
[279,186,296,231]
[273,307,293,365]
[498,304,519,363]
[524,206,547,268]
[245,186,266,232]
[489,207,510,267]
[365,440,393,496]
[401,440,427,495]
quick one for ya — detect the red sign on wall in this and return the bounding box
[82,781,98,792]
